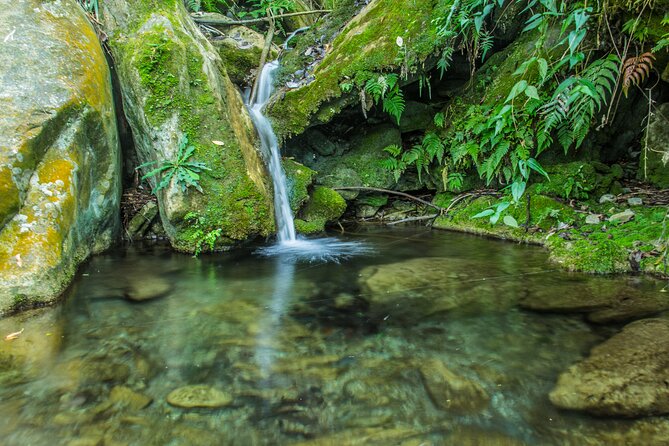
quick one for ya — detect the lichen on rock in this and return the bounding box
[100,0,274,252]
[0,0,121,314]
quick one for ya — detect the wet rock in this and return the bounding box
[0,0,121,313]
[294,426,426,445]
[418,358,489,414]
[519,278,669,323]
[444,426,526,446]
[109,386,152,410]
[124,276,172,302]
[358,257,508,322]
[550,318,669,417]
[126,201,158,240]
[212,25,279,85]
[398,101,434,133]
[608,209,635,223]
[585,214,601,225]
[166,385,232,409]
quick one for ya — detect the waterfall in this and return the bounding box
[247,61,296,243]
[248,61,372,261]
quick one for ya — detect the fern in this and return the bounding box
[364,74,405,124]
[383,92,405,125]
[622,52,655,97]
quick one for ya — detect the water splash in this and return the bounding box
[247,61,371,261]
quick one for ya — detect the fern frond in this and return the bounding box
[622,52,655,97]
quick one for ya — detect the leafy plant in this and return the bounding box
[184,212,222,256]
[137,134,210,194]
[621,52,655,97]
[364,74,405,124]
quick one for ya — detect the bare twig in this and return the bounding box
[386,215,439,225]
[192,10,332,26]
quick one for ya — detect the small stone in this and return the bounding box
[110,386,152,410]
[627,197,643,206]
[608,209,635,223]
[418,358,489,413]
[599,194,616,204]
[166,385,232,409]
[584,214,601,225]
[124,276,172,302]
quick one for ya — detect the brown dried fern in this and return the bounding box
[622,52,655,97]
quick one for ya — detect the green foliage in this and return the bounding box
[184,211,222,256]
[239,0,295,18]
[364,73,405,124]
[137,134,211,194]
[77,0,98,18]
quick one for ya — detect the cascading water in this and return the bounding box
[247,60,372,261]
[248,61,296,243]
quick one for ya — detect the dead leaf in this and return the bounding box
[5,328,24,341]
[14,254,21,267]
[212,140,225,146]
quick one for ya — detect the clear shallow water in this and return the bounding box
[0,228,667,445]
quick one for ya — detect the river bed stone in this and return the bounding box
[550,318,669,417]
[167,385,232,409]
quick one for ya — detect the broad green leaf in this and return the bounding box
[528,158,549,179]
[472,209,495,219]
[503,215,519,228]
[505,80,528,103]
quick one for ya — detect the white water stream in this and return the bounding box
[247,60,372,261]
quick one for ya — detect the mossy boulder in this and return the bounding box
[268,0,450,137]
[295,186,346,234]
[638,102,669,188]
[0,0,121,314]
[100,0,274,252]
[282,159,316,213]
[211,25,279,86]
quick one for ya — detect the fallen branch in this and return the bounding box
[333,186,445,212]
[386,214,439,225]
[193,10,332,26]
[443,190,500,216]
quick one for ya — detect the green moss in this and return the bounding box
[0,166,19,229]
[295,186,347,234]
[294,218,326,234]
[215,43,262,85]
[282,159,317,212]
[357,194,388,208]
[269,0,452,137]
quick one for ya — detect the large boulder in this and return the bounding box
[550,318,669,417]
[100,0,274,252]
[0,0,121,314]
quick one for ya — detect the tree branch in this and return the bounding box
[192,10,332,26]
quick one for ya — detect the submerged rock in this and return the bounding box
[109,385,152,410]
[0,0,121,313]
[124,276,172,302]
[358,257,510,322]
[166,385,233,408]
[100,0,274,252]
[550,318,669,417]
[418,358,489,414]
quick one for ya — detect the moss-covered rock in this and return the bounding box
[282,158,316,212]
[268,0,451,137]
[0,0,120,314]
[296,186,347,234]
[100,0,274,252]
[638,102,669,188]
[211,25,279,86]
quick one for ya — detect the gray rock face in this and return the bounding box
[638,102,669,188]
[100,0,274,252]
[0,0,121,314]
[550,318,669,417]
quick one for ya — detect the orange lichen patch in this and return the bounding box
[49,12,111,112]
[0,157,77,274]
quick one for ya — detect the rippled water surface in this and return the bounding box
[1,228,666,445]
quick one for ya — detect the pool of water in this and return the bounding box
[0,227,667,445]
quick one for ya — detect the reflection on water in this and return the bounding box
[0,227,667,445]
